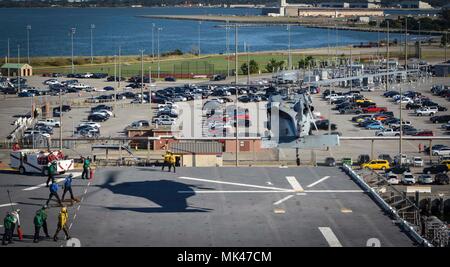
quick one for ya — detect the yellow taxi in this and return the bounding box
[361,159,390,170]
[355,99,374,104]
[440,160,450,169]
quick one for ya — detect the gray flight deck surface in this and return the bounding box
[0,167,415,247]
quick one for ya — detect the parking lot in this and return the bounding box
[0,167,416,247]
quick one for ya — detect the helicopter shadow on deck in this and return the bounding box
[100,171,213,213]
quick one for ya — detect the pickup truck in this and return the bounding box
[415,107,438,116]
[362,107,387,113]
[37,119,60,127]
[375,128,400,137]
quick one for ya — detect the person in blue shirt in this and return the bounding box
[46,182,63,207]
[61,174,76,202]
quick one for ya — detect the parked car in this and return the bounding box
[324,157,336,167]
[37,119,60,128]
[418,174,434,184]
[430,115,450,124]
[378,154,393,164]
[423,165,448,174]
[415,106,438,116]
[376,128,400,136]
[164,76,176,82]
[361,159,390,170]
[432,147,450,156]
[413,157,424,167]
[402,172,416,185]
[87,114,108,122]
[313,120,337,131]
[357,154,370,165]
[365,121,384,130]
[386,165,410,175]
[341,157,353,166]
[434,173,449,185]
[386,172,400,185]
[414,130,433,137]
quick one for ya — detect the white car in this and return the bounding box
[95,109,113,117]
[402,172,416,185]
[389,121,411,129]
[396,97,413,104]
[44,79,60,85]
[131,99,148,104]
[415,107,438,117]
[361,86,374,92]
[23,130,51,139]
[418,174,434,184]
[413,157,424,167]
[68,83,90,89]
[79,122,101,129]
[37,119,60,127]
[375,128,400,137]
[386,172,400,185]
[81,73,94,78]
[432,147,450,156]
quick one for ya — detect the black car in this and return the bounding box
[378,154,393,164]
[164,76,176,82]
[211,74,226,81]
[91,105,113,112]
[357,154,370,165]
[386,165,410,175]
[121,92,136,99]
[430,115,450,124]
[87,114,108,122]
[383,91,399,98]
[324,157,336,167]
[405,103,422,110]
[313,120,337,131]
[435,173,449,185]
[92,73,108,79]
[107,76,125,82]
[423,165,448,174]
[1,87,18,94]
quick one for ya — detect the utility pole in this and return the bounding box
[246,42,250,85]
[445,31,448,62]
[114,54,117,112]
[70,28,76,74]
[287,24,292,70]
[17,45,21,93]
[149,66,153,122]
[234,24,239,167]
[26,25,31,64]
[198,21,202,56]
[157,27,162,79]
[118,46,122,93]
[350,46,352,91]
[152,23,155,58]
[7,38,10,76]
[59,85,63,150]
[90,24,95,64]
[226,20,230,77]
[140,49,145,104]
[400,18,408,156]
[385,20,390,92]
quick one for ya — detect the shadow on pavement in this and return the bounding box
[101,171,213,213]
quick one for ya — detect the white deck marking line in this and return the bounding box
[73,214,77,220]
[22,172,82,192]
[77,205,81,211]
[305,190,363,193]
[178,189,364,194]
[69,223,73,230]
[296,193,307,196]
[23,178,65,191]
[273,195,294,205]
[319,227,343,247]
[285,176,304,192]
[0,203,18,208]
[307,176,331,188]
[0,225,3,228]
[84,189,88,194]
[178,176,291,191]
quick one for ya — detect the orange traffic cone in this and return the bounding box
[17,226,23,240]
[89,168,95,180]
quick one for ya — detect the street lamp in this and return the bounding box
[287,24,292,70]
[139,49,145,104]
[70,28,76,74]
[26,25,31,64]
[226,20,230,77]
[157,27,162,79]
[152,23,156,58]
[90,24,95,64]
[198,21,202,56]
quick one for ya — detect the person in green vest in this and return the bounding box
[33,205,50,243]
[81,157,91,180]
[46,161,57,187]
[2,212,16,246]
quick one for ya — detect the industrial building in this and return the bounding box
[397,1,433,9]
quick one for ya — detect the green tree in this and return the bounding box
[241,60,259,74]
[298,56,314,69]
[266,58,285,73]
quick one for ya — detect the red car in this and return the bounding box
[414,131,434,136]
[362,107,387,113]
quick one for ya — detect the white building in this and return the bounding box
[398,1,433,9]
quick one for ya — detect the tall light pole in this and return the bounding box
[7,38,10,76]
[114,54,117,111]
[70,28,76,74]
[445,31,448,62]
[198,21,202,56]
[385,20,390,92]
[17,45,21,93]
[287,24,292,70]
[118,46,122,93]
[234,24,239,167]
[246,42,250,85]
[152,23,155,58]
[226,20,230,77]
[26,25,31,64]
[90,24,95,64]
[157,27,162,79]
[400,17,408,157]
[140,49,145,104]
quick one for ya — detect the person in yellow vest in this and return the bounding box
[168,153,176,173]
[53,207,71,242]
[162,151,171,171]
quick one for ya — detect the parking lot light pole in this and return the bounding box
[90,24,95,64]
[140,49,145,104]
[118,46,122,92]
[26,25,31,64]
[7,38,10,76]
[70,28,76,74]
[157,27,162,79]
[235,24,239,167]
[152,23,155,58]
[198,21,202,57]
[226,20,230,77]
[59,86,63,150]
[114,54,117,112]
[17,45,21,93]
[445,31,448,62]
[287,24,292,70]
[385,20,390,92]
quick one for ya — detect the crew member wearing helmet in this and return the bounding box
[53,207,71,242]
